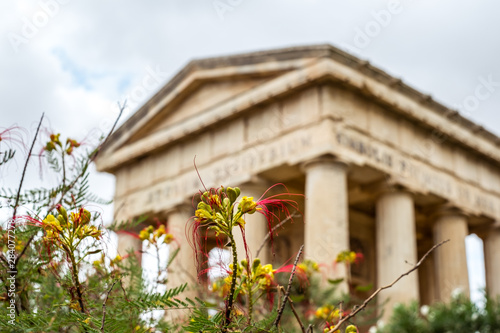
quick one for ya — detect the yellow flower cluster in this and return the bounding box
[212,258,275,298]
[252,260,275,290]
[322,324,357,333]
[335,250,358,264]
[297,259,320,276]
[44,133,81,155]
[42,206,101,245]
[45,133,61,151]
[195,186,263,240]
[139,224,174,245]
[323,327,340,333]
[315,305,341,321]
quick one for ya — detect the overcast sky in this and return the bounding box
[1,0,498,302]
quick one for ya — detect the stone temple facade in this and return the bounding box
[95,44,500,319]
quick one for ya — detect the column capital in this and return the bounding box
[365,179,415,200]
[468,220,499,240]
[490,221,500,231]
[429,204,468,223]
[300,154,349,172]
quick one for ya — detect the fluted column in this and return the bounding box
[484,225,500,298]
[167,205,198,289]
[235,183,271,264]
[376,187,419,317]
[303,157,349,293]
[116,230,143,265]
[433,208,470,301]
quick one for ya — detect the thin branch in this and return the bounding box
[327,239,449,333]
[15,235,34,265]
[9,113,44,314]
[256,212,298,258]
[286,293,305,333]
[48,104,123,212]
[91,101,125,161]
[273,244,304,327]
[0,253,8,266]
[101,280,118,332]
[119,278,130,302]
[12,113,44,221]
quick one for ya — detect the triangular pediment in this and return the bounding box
[126,75,276,145]
[96,44,500,173]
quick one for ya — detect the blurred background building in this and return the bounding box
[96,45,500,319]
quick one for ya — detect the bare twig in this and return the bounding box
[9,113,44,314]
[286,293,305,333]
[15,235,34,265]
[118,278,130,302]
[256,212,298,258]
[48,104,123,212]
[307,324,313,333]
[91,101,125,161]
[327,239,449,333]
[11,113,44,221]
[101,280,118,332]
[273,244,304,327]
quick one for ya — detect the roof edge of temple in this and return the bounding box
[96,44,500,170]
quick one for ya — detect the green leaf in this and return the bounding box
[356,283,374,292]
[328,278,345,285]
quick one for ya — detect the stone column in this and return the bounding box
[116,230,143,265]
[418,252,437,304]
[415,237,436,305]
[167,205,198,289]
[376,188,419,317]
[165,205,198,321]
[236,183,271,265]
[303,157,349,293]
[484,225,500,298]
[433,209,470,302]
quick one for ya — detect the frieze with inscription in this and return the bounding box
[336,128,498,218]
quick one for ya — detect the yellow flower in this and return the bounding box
[315,305,340,321]
[43,215,62,232]
[15,240,24,252]
[163,233,174,244]
[139,229,150,241]
[235,217,245,229]
[155,224,166,236]
[50,133,61,146]
[238,196,258,214]
[69,302,81,311]
[345,325,358,333]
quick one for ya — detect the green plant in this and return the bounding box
[374,294,500,333]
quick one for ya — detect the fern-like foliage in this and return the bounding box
[0,149,15,166]
[184,306,224,332]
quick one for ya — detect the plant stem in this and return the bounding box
[223,233,238,331]
[69,253,86,314]
[247,277,253,325]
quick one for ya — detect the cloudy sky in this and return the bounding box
[1,0,499,301]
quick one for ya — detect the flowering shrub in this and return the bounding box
[0,122,189,332]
